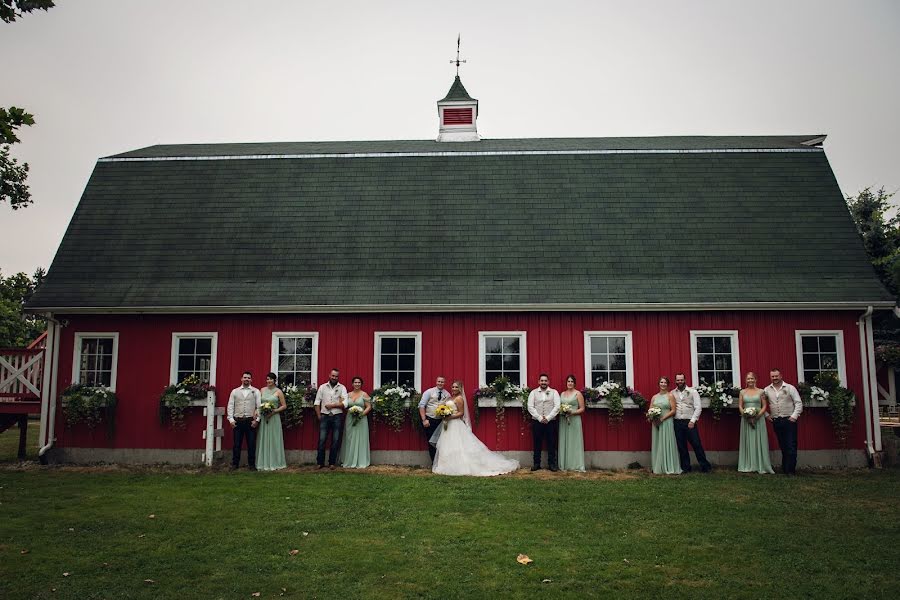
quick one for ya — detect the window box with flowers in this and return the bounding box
[282,382,317,428]
[473,376,530,428]
[159,375,215,430]
[798,372,856,445]
[582,383,647,423]
[61,383,118,439]
[696,381,740,419]
[370,383,420,432]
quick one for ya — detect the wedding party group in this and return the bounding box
[225,367,803,476]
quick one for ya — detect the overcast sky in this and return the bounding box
[2,0,899,276]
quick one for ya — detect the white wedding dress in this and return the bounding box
[432,398,520,476]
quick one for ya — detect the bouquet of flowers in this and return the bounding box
[348,404,364,425]
[646,406,663,423]
[559,403,573,423]
[260,401,277,417]
[742,406,759,428]
[435,403,454,430]
[282,383,317,429]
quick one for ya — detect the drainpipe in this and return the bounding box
[865,309,882,453]
[39,316,62,461]
[858,306,874,458]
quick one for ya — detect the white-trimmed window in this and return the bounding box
[171,332,218,385]
[272,332,319,387]
[479,331,527,386]
[72,333,119,389]
[584,331,634,388]
[374,332,421,390]
[690,330,740,386]
[795,330,846,385]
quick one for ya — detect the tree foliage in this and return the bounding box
[846,186,900,297]
[2,0,54,208]
[0,268,46,347]
[0,0,54,23]
[1,105,37,210]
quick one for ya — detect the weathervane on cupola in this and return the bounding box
[437,35,480,142]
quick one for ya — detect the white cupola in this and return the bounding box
[437,75,479,142]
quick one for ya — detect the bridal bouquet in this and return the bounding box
[348,405,364,426]
[742,406,760,428]
[646,406,663,423]
[559,403,573,423]
[260,401,277,417]
[435,403,454,430]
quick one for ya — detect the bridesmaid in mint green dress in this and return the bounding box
[257,372,287,471]
[339,376,371,468]
[649,377,681,475]
[738,372,774,474]
[558,374,586,472]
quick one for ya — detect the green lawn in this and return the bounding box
[1,458,898,600]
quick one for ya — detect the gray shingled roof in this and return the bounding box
[439,76,475,102]
[27,136,893,312]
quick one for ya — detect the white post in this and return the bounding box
[204,390,215,466]
[858,309,874,457]
[37,319,55,450]
[865,312,882,453]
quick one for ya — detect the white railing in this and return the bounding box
[0,348,44,400]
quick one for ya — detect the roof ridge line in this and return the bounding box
[100,147,823,163]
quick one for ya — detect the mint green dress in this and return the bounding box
[256,387,286,471]
[339,395,370,468]
[558,392,585,472]
[650,393,682,475]
[738,392,774,474]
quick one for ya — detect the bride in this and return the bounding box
[431,381,520,476]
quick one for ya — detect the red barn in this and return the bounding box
[22,76,895,468]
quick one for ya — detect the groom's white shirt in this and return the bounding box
[527,387,561,421]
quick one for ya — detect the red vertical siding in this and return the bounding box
[54,310,869,455]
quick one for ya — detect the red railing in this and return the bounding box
[0,348,44,400]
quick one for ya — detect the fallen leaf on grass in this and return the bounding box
[542,579,552,584]
[148,514,156,519]
[252,593,261,597]
[62,573,70,577]
[302,532,309,536]
[289,549,299,556]
[516,554,533,565]
[20,549,29,554]
[101,563,109,567]
[144,579,155,584]
[138,534,145,538]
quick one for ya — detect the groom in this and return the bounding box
[527,373,560,471]
[418,376,450,463]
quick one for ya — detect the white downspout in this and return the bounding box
[865,309,882,453]
[37,316,56,452]
[858,306,874,458]
[39,318,62,459]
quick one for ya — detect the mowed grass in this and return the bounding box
[1,426,899,599]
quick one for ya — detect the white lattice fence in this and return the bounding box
[0,349,44,399]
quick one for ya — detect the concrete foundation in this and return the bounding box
[47,447,869,469]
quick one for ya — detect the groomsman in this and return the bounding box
[418,376,450,462]
[527,374,561,471]
[227,371,261,470]
[315,368,348,470]
[765,368,803,475]
[672,373,712,473]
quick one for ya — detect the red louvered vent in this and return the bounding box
[443,108,473,125]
